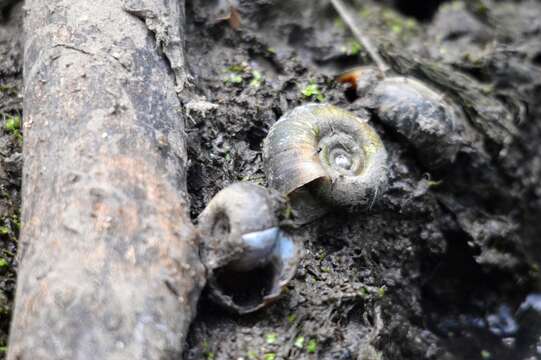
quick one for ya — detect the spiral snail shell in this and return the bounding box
[262,104,388,209]
[339,67,464,169]
[198,182,301,314]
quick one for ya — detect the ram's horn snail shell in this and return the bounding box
[198,182,301,314]
[262,104,388,209]
[338,67,465,169]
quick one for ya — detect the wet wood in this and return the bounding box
[7,0,205,359]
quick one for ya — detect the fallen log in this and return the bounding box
[8,0,205,358]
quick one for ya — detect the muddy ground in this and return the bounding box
[1,0,541,359]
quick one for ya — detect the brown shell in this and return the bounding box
[262,104,388,208]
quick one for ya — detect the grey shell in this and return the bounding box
[263,103,388,208]
[197,182,301,314]
[368,77,464,168]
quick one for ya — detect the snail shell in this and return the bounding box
[262,104,388,209]
[198,182,301,314]
[368,76,464,168]
[338,67,464,169]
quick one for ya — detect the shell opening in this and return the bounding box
[208,229,299,314]
[212,262,276,312]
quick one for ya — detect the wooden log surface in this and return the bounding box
[8,0,205,358]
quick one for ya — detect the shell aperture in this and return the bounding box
[198,183,301,314]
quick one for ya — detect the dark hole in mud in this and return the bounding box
[214,263,275,308]
[246,126,267,151]
[343,84,358,103]
[422,230,538,359]
[392,0,449,22]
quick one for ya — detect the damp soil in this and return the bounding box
[2,0,541,359]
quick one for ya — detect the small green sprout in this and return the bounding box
[343,39,363,56]
[227,64,247,73]
[264,352,276,360]
[377,286,386,298]
[301,82,325,102]
[247,350,258,359]
[0,258,8,269]
[202,340,214,360]
[250,69,263,88]
[307,339,318,353]
[294,336,305,349]
[4,115,22,143]
[265,332,278,344]
[224,64,246,85]
[287,314,297,323]
[0,226,9,235]
[225,74,243,84]
[358,286,370,299]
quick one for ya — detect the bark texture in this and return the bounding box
[8,0,205,359]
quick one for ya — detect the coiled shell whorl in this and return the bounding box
[263,104,388,208]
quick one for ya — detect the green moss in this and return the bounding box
[224,64,265,88]
[250,69,263,88]
[224,73,243,84]
[265,332,278,344]
[321,266,331,273]
[0,258,8,269]
[0,84,17,95]
[301,82,325,102]
[307,339,318,353]
[342,39,363,56]
[358,286,370,299]
[263,352,276,360]
[287,314,297,323]
[202,340,214,360]
[294,336,305,349]
[4,114,22,143]
[359,5,418,40]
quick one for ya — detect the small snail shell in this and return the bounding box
[338,67,464,169]
[368,77,464,168]
[198,182,301,314]
[262,104,388,208]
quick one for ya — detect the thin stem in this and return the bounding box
[330,0,389,75]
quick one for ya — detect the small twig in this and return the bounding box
[330,0,389,75]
